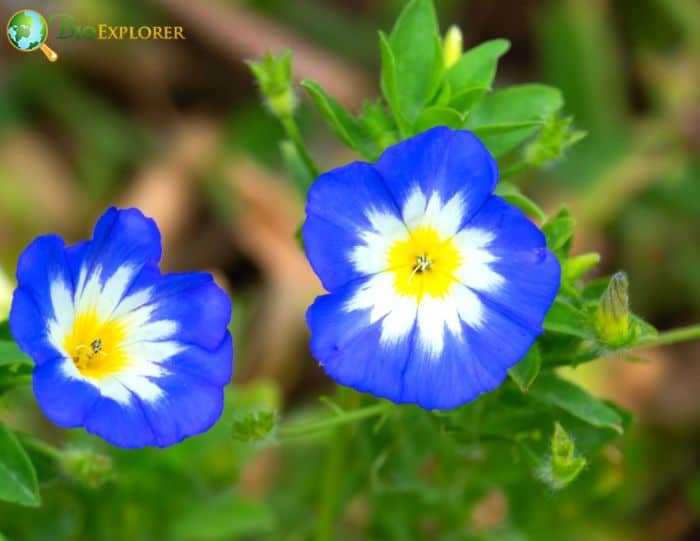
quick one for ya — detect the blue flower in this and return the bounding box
[303,127,560,409]
[10,208,233,448]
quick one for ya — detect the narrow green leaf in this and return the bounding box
[379,31,410,136]
[509,343,542,391]
[529,373,623,433]
[413,106,463,133]
[466,84,564,157]
[447,39,510,112]
[0,422,40,507]
[301,81,375,159]
[387,0,441,123]
[543,208,576,255]
[543,298,591,338]
[562,253,600,282]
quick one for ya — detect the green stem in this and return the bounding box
[17,432,62,461]
[637,323,700,348]
[280,401,391,438]
[280,115,319,180]
[315,387,355,541]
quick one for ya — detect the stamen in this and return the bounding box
[408,254,432,284]
[73,338,106,370]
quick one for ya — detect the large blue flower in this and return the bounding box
[303,127,560,409]
[10,208,233,448]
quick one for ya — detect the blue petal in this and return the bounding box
[307,282,414,403]
[303,161,404,292]
[84,393,157,449]
[467,196,561,329]
[159,332,234,387]
[138,336,231,447]
[374,127,498,228]
[401,308,539,409]
[75,207,161,299]
[135,271,232,350]
[10,235,73,365]
[33,359,100,427]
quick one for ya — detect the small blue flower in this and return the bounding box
[10,208,233,448]
[303,127,560,409]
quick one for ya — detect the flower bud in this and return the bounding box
[538,423,586,490]
[232,410,276,442]
[248,50,297,118]
[443,25,463,69]
[595,272,633,348]
[60,448,114,488]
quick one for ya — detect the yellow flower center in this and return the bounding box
[388,226,461,300]
[63,311,129,379]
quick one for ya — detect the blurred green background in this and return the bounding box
[0,0,698,540]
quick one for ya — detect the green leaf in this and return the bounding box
[171,496,275,540]
[0,320,13,341]
[0,340,32,368]
[387,0,441,123]
[358,101,398,156]
[529,373,623,433]
[447,39,510,112]
[0,421,40,507]
[379,31,409,136]
[466,84,564,157]
[495,182,546,221]
[509,343,542,391]
[562,252,600,282]
[413,106,463,132]
[524,114,586,167]
[301,81,376,159]
[542,208,576,255]
[543,298,591,338]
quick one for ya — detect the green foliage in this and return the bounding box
[384,0,442,126]
[508,344,542,392]
[170,495,275,540]
[0,422,40,507]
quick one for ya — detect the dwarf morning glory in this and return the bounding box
[10,208,233,448]
[303,127,560,409]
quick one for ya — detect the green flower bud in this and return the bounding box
[60,449,114,489]
[442,25,463,69]
[232,410,276,442]
[595,272,634,348]
[538,423,586,490]
[248,50,297,118]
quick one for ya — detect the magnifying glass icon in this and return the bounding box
[6,9,58,62]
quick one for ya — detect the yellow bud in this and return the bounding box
[595,272,632,348]
[443,25,463,69]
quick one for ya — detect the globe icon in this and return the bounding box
[6,9,58,61]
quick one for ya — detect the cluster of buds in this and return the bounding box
[247,50,297,119]
[538,423,587,490]
[60,448,115,489]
